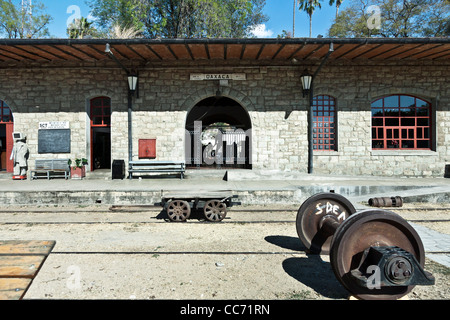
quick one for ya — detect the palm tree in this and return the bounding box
[299,0,322,37]
[67,17,96,39]
[293,0,298,37]
[329,0,344,18]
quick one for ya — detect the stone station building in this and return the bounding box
[0,38,449,178]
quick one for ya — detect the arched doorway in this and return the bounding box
[185,96,252,169]
[0,100,14,173]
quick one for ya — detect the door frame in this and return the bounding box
[89,97,112,171]
[0,99,14,173]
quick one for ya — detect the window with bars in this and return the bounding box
[371,95,431,150]
[90,97,111,127]
[0,100,13,123]
[313,95,336,151]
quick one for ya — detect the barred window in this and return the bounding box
[372,95,431,150]
[313,95,336,151]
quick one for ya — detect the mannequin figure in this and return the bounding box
[10,135,29,180]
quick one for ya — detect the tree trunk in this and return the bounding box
[293,0,296,37]
[309,13,312,37]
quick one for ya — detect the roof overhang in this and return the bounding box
[0,38,449,64]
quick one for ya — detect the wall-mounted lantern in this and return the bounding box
[300,69,313,98]
[127,75,138,94]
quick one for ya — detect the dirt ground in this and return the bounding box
[0,203,448,301]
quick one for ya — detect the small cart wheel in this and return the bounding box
[167,200,191,222]
[204,200,227,222]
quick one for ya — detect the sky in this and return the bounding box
[41,0,347,39]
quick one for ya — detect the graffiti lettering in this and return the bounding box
[315,203,323,215]
[315,202,347,221]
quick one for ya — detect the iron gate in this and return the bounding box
[185,129,251,169]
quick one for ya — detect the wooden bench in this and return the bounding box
[129,161,185,180]
[0,240,56,300]
[31,159,70,180]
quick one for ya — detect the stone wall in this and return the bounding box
[0,67,130,169]
[312,61,449,177]
[0,59,448,177]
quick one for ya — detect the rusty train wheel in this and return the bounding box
[167,200,191,222]
[296,193,356,254]
[204,200,227,222]
[330,209,426,300]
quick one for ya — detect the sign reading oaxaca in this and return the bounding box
[190,73,246,81]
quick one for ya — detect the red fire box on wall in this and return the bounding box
[139,139,156,159]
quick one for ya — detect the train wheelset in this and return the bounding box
[295,192,435,300]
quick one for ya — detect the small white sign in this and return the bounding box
[190,73,246,81]
[39,121,70,130]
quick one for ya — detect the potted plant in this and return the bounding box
[68,158,88,179]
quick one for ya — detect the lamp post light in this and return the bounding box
[301,69,315,175]
[105,43,139,179]
[127,74,138,179]
[301,43,334,175]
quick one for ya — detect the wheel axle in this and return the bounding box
[296,193,435,300]
[349,246,435,289]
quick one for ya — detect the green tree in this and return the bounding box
[277,29,293,38]
[411,0,450,37]
[298,0,323,37]
[67,17,100,39]
[328,0,373,37]
[328,0,450,37]
[87,0,268,38]
[0,0,52,38]
[87,0,146,36]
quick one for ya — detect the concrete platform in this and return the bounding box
[0,170,449,206]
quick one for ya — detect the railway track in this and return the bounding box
[0,204,448,300]
[0,206,449,223]
[1,219,449,224]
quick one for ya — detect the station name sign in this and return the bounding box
[190,73,246,81]
[39,121,70,130]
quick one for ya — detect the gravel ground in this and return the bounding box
[0,203,448,301]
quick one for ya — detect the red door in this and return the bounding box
[5,122,13,173]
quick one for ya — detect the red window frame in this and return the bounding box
[371,95,431,150]
[313,95,336,151]
[90,97,111,127]
[0,100,13,123]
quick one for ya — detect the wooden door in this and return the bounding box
[5,123,13,173]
